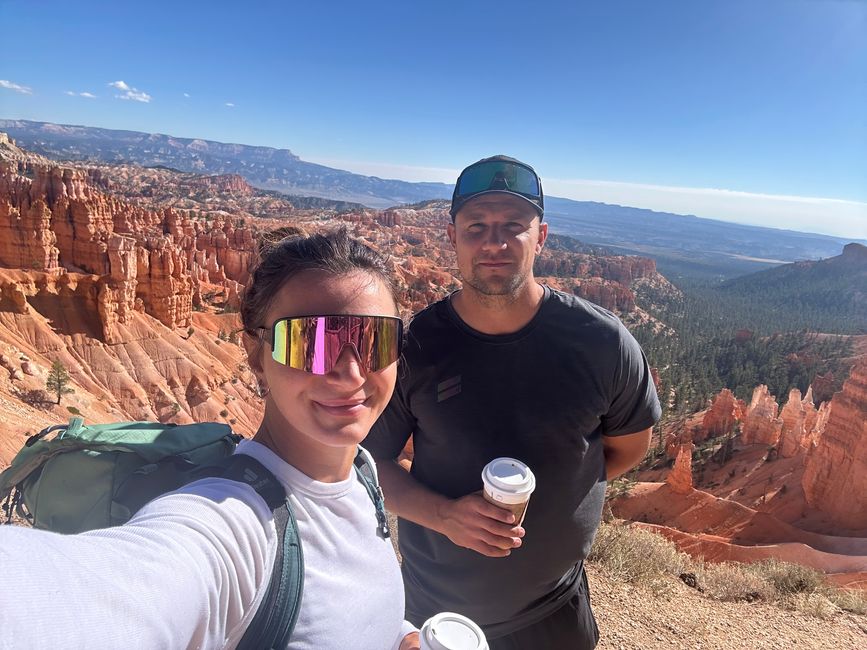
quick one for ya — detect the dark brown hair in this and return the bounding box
[240,227,398,334]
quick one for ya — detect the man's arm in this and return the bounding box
[376,458,523,558]
[602,427,652,480]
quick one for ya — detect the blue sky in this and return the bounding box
[1,0,865,238]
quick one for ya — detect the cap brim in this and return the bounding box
[451,190,544,218]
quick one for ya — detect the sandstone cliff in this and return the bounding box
[802,359,867,528]
[0,155,269,460]
[0,161,257,342]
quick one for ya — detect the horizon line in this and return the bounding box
[1,117,864,241]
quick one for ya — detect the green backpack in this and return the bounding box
[0,417,390,649]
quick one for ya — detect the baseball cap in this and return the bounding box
[450,155,544,220]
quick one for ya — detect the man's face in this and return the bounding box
[448,194,548,298]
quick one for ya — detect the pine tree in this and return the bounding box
[46,359,74,405]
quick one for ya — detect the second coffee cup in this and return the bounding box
[419,612,488,650]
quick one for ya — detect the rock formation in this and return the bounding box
[802,359,867,529]
[777,388,819,458]
[701,389,744,440]
[666,442,694,494]
[377,210,403,227]
[805,400,831,450]
[740,385,783,447]
[534,250,657,283]
[667,380,843,465]
[0,161,257,341]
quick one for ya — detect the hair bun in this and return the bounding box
[257,226,308,258]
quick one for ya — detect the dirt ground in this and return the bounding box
[588,564,866,650]
[388,513,866,648]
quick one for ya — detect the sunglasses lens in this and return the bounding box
[364,316,402,372]
[271,316,402,374]
[456,161,540,198]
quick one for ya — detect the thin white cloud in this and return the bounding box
[225,102,235,108]
[66,90,97,98]
[303,156,866,239]
[65,90,75,96]
[183,92,190,98]
[124,90,151,102]
[0,80,33,95]
[108,80,151,103]
[544,177,867,240]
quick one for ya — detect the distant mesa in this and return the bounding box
[717,243,867,334]
[842,242,867,260]
[0,119,452,209]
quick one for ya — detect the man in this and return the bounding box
[366,155,660,649]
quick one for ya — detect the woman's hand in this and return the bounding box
[399,630,420,650]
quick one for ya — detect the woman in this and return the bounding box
[0,230,420,649]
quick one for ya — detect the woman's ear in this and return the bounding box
[243,331,266,376]
[243,331,270,397]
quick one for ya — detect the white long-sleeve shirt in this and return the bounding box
[0,440,414,649]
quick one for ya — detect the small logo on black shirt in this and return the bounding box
[437,375,461,402]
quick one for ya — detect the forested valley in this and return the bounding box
[632,277,856,420]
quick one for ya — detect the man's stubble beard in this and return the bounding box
[462,265,530,307]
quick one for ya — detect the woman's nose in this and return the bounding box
[327,343,367,382]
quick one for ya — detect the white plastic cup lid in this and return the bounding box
[421,612,488,650]
[482,457,536,497]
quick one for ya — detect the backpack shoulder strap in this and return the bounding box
[205,454,302,650]
[197,445,388,647]
[354,445,390,538]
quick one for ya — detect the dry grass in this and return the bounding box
[695,561,772,602]
[788,592,840,619]
[826,587,867,615]
[747,559,825,596]
[588,522,867,618]
[587,521,687,595]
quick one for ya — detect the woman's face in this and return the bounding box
[251,269,399,452]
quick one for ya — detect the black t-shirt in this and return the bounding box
[365,287,661,637]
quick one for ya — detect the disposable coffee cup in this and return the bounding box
[419,612,488,650]
[481,457,536,526]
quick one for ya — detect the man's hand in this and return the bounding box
[437,492,524,557]
[375,459,524,557]
[399,631,420,650]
